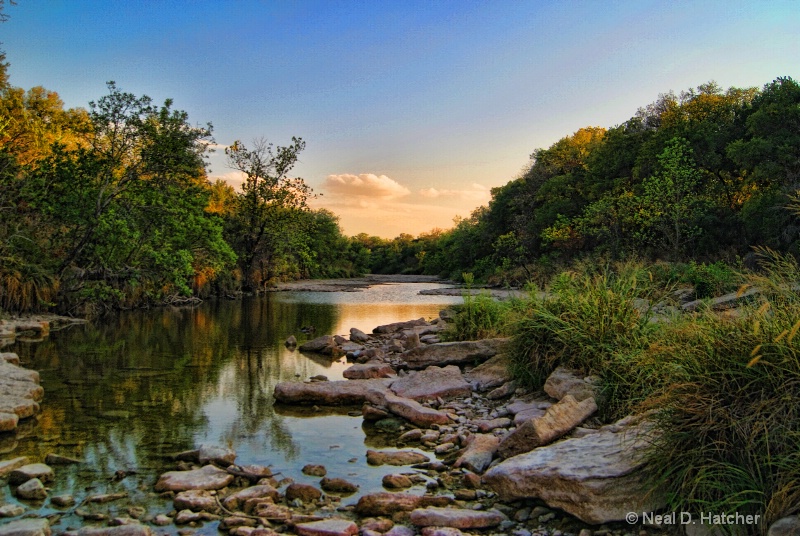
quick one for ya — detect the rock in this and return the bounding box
[295,518,359,536]
[398,429,423,442]
[342,362,395,380]
[410,507,507,529]
[543,367,600,402]
[299,335,335,352]
[402,338,509,370]
[350,327,370,342]
[44,453,82,465]
[362,404,391,421]
[404,332,421,350]
[0,504,25,517]
[50,495,76,507]
[0,518,51,536]
[0,412,18,432]
[319,477,358,493]
[355,493,453,516]
[367,449,429,466]
[198,444,236,466]
[152,514,172,526]
[482,419,663,524]
[285,483,322,503]
[85,492,128,503]
[0,380,44,402]
[382,474,414,489]
[0,362,39,384]
[454,434,500,474]
[0,352,20,365]
[285,335,298,347]
[365,388,451,428]
[390,366,471,401]
[8,463,55,485]
[0,457,29,477]
[474,417,512,433]
[769,516,800,536]
[421,528,466,536]
[0,396,39,419]
[302,464,327,476]
[154,464,234,492]
[498,395,598,458]
[373,319,429,334]
[223,484,281,511]
[274,378,393,406]
[487,381,517,399]
[385,526,417,536]
[464,353,513,391]
[174,489,219,512]
[682,286,760,312]
[76,526,154,536]
[15,478,47,500]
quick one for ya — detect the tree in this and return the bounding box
[225,137,312,290]
[638,138,711,256]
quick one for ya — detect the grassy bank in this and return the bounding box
[447,255,800,531]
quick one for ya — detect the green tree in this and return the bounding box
[224,137,312,290]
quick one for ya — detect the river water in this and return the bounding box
[3,282,462,527]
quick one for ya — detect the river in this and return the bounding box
[3,281,463,529]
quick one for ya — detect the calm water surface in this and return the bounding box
[3,283,462,528]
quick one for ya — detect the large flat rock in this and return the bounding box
[154,464,234,492]
[454,434,499,474]
[390,366,471,401]
[0,518,51,536]
[274,378,393,406]
[410,507,507,529]
[355,493,453,516]
[482,419,663,524]
[401,338,510,370]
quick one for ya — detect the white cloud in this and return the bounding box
[324,173,411,200]
[418,183,490,202]
[210,171,247,189]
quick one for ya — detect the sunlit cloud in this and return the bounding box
[324,173,411,200]
[418,183,490,202]
[210,171,246,189]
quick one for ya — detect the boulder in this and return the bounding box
[319,477,358,493]
[285,335,298,347]
[274,379,392,406]
[8,463,54,485]
[401,339,509,370]
[302,464,327,476]
[0,353,20,365]
[0,362,39,384]
[350,327,370,343]
[198,444,236,466]
[285,483,322,503]
[0,518,51,536]
[410,507,507,529]
[390,366,471,401]
[543,367,600,402]
[154,464,234,492]
[382,474,414,489]
[355,493,452,516]
[174,489,219,512]
[342,362,395,380]
[295,518,359,536]
[0,412,18,432]
[454,434,500,473]
[15,478,47,500]
[373,318,429,335]
[482,418,663,524]
[367,449,429,466]
[768,516,800,536]
[299,335,335,352]
[463,353,513,391]
[0,457,29,478]
[498,395,598,458]
[365,389,451,428]
[0,504,25,517]
[222,485,280,511]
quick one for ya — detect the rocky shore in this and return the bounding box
[1,310,798,536]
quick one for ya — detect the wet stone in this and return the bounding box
[0,503,25,517]
[8,463,55,485]
[15,478,47,500]
[302,464,327,476]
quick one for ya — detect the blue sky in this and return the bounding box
[2,1,798,237]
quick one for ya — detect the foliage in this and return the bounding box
[441,273,519,341]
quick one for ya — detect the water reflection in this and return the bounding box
[3,285,462,516]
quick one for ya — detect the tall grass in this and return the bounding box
[441,273,519,341]
[508,253,800,531]
[0,257,59,313]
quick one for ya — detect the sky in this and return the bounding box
[2,1,798,238]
